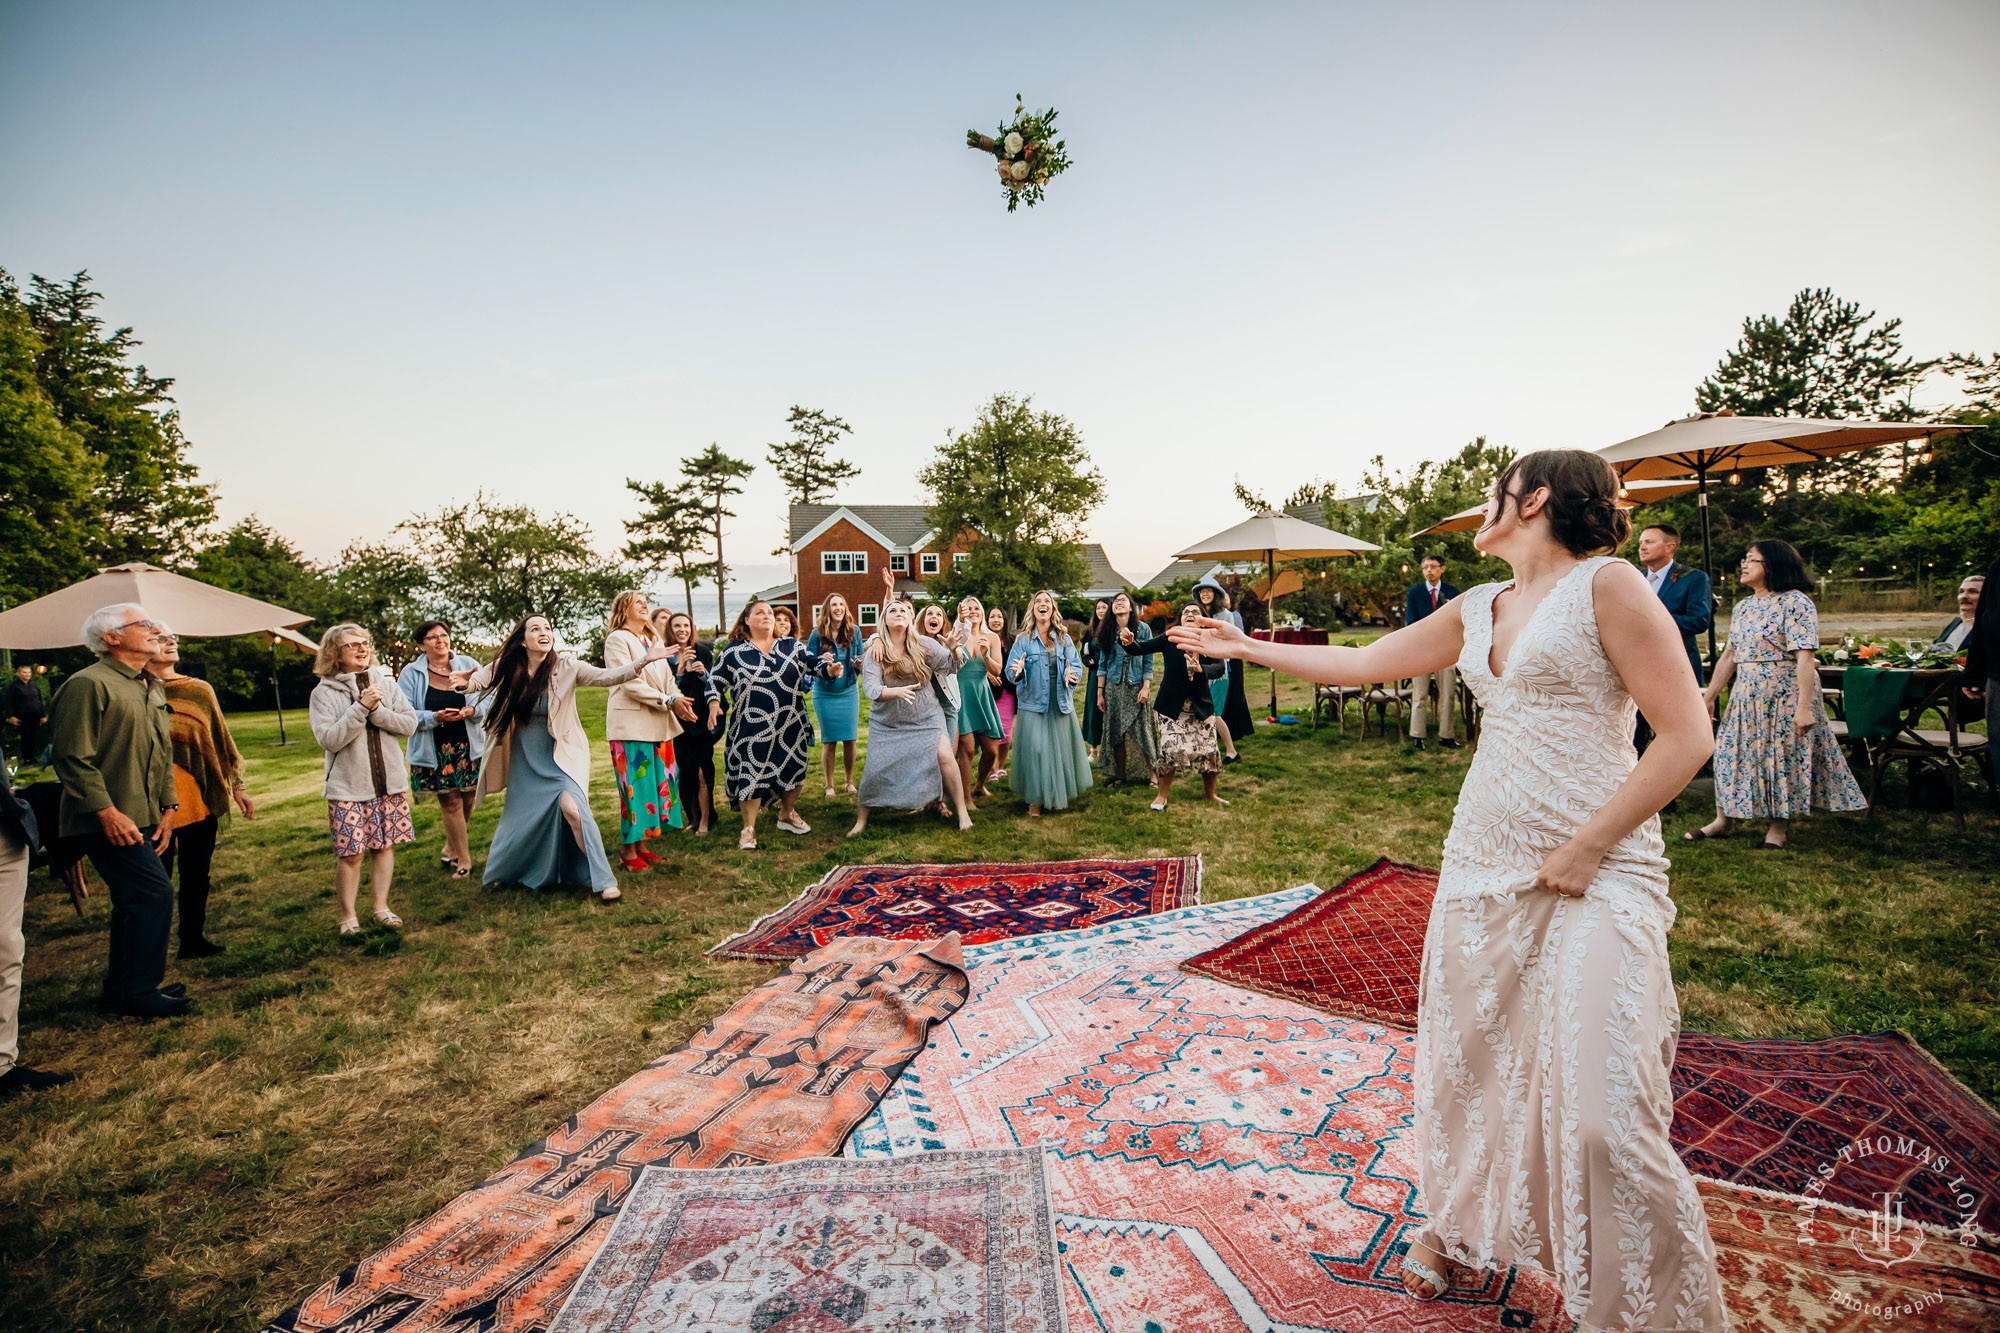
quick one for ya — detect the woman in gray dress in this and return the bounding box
[848,599,972,836]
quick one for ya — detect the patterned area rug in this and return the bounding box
[849,890,1576,1331]
[548,1150,1067,1333]
[1178,857,1433,1028]
[1703,1178,2000,1331]
[710,856,1202,961]
[265,935,969,1333]
[1672,1030,2000,1235]
[850,893,2000,1331]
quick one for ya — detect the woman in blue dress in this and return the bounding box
[1004,589,1093,816]
[702,599,833,850]
[455,613,669,900]
[805,592,864,798]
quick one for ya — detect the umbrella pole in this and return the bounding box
[1697,466,1718,670]
[270,638,293,746]
[1267,548,1279,722]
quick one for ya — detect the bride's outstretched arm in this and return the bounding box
[1165,602,1465,687]
[1535,560,1714,896]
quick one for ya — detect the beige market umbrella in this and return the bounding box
[1412,477,1701,537]
[1597,412,1963,664]
[0,562,314,649]
[1175,512,1381,720]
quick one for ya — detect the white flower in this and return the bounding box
[1003,131,1024,157]
[1834,649,1848,661]
[1010,160,1029,181]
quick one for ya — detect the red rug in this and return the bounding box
[264,935,968,1333]
[1179,856,1432,1027]
[1673,1029,2000,1236]
[710,855,1201,961]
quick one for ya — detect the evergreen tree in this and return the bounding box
[0,270,99,605]
[1696,287,1937,495]
[765,406,860,554]
[679,445,755,630]
[23,271,217,564]
[918,394,1105,616]
[622,478,717,618]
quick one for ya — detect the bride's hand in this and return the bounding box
[1166,615,1249,660]
[1534,839,1601,898]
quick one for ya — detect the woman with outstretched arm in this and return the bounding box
[1167,449,1728,1330]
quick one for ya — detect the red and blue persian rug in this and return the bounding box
[547,1150,1066,1333]
[710,855,1201,961]
[265,935,968,1333]
[1672,1029,2000,1235]
[852,891,2000,1331]
[1178,856,1432,1028]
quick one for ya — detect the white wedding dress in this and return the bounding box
[1415,556,1728,1331]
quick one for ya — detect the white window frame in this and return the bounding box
[857,602,879,627]
[820,550,868,575]
[890,553,909,574]
[920,552,940,575]
[952,552,969,566]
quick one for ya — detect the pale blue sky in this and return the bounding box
[4,1,1996,604]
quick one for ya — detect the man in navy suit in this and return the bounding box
[1634,523,1712,759]
[1404,555,1462,751]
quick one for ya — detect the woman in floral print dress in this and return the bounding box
[1689,539,1865,850]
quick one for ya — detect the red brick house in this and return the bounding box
[755,503,1136,637]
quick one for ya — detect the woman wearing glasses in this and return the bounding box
[1688,539,1865,850]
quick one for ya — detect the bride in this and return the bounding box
[1170,449,1729,1331]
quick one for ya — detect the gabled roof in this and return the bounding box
[1078,543,1141,598]
[791,503,936,551]
[1140,557,1254,591]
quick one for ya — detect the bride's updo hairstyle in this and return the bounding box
[1491,449,1632,557]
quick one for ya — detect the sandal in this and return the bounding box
[1400,1251,1452,1301]
[776,816,811,836]
[598,886,622,902]
[338,917,361,936]
[738,832,759,851]
[372,910,403,928]
[1682,826,1732,842]
[451,860,473,880]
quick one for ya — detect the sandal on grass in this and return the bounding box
[451,859,474,879]
[738,832,759,851]
[372,909,403,928]
[338,917,361,936]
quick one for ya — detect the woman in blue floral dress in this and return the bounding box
[1688,540,1865,849]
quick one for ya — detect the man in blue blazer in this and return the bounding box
[1404,555,1462,751]
[1636,523,1712,686]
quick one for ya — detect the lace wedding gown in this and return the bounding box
[1416,557,1728,1331]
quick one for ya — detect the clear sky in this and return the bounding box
[4,1,1996,610]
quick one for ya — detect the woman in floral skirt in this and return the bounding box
[398,620,484,878]
[604,590,694,871]
[1689,539,1865,850]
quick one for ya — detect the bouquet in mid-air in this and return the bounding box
[966,94,1072,211]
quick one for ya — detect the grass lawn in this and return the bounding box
[1,676,1994,1331]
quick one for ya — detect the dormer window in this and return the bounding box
[919,552,940,575]
[890,554,909,574]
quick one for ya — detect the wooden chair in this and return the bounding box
[1845,670,1991,829]
[1358,681,1411,738]
[1310,682,1359,735]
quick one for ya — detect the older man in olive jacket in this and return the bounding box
[49,604,190,1018]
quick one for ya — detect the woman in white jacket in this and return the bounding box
[309,624,420,934]
[603,591,697,872]
[452,613,666,900]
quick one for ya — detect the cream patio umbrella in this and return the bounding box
[1411,477,1701,537]
[1596,412,1965,664]
[1174,511,1381,720]
[0,562,318,744]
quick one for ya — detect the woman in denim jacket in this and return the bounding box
[1003,590,1093,816]
[1094,591,1161,785]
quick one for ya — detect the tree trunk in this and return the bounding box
[713,508,727,633]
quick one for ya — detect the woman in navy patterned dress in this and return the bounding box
[703,599,832,850]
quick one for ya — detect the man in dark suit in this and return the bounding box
[1933,574,1983,653]
[1404,555,1462,751]
[1636,524,1712,686]
[1,755,74,1095]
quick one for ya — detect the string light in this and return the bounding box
[1728,471,1742,486]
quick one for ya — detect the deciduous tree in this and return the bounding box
[919,394,1105,615]
[398,493,629,643]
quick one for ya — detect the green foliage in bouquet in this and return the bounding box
[1815,635,1965,670]
[966,94,1072,211]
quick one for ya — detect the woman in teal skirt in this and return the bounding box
[805,592,864,797]
[1003,589,1093,816]
[951,595,1006,800]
